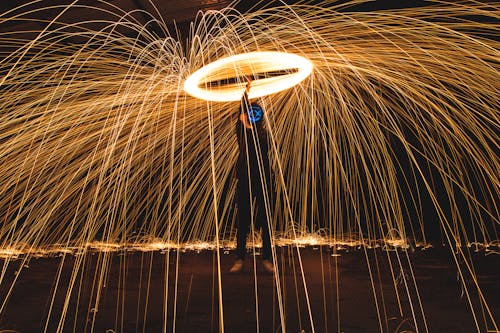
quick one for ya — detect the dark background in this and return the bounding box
[0,0,497,243]
[0,0,431,48]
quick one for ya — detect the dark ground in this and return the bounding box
[0,246,499,332]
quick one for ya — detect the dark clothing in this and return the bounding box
[235,92,272,260]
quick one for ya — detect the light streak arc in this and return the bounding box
[183,51,313,101]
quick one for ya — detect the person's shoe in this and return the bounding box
[229,259,244,273]
[262,259,274,274]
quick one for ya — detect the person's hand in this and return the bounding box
[245,76,252,93]
[239,112,252,128]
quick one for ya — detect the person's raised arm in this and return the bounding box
[239,77,253,129]
[241,76,252,112]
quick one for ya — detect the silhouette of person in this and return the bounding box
[230,77,274,273]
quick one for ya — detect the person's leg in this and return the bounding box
[252,171,273,259]
[253,180,274,274]
[231,177,252,273]
[260,218,274,274]
[236,178,251,260]
[257,196,272,261]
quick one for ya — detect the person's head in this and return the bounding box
[246,103,263,124]
[240,102,264,129]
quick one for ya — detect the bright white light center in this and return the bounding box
[184,51,313,102]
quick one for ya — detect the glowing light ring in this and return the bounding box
[184,51,313,102]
